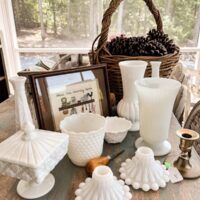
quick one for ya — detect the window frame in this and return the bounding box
[2,0,200,74]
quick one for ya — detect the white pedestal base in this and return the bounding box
[130,121,139,131]
[135,137,171,156]
[17,173,55,199]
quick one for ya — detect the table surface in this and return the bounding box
[0,97,200,200]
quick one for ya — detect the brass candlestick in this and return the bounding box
[172,129,200,179]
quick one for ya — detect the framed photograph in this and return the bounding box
[20,64,110,131]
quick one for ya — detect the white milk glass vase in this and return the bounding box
[10,76,34,132]
[150,61,161,77]
[117,60,147,131]
[135,78,181,156]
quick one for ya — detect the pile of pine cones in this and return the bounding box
[106,29,179,56]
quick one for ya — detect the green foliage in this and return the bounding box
[12,0,200,47]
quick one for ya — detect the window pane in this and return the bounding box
[180,52,198,69]
[107,0,200,47]
[12,0,200,48]
[12,0,96,48]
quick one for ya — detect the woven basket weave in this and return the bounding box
[90,0,180,102]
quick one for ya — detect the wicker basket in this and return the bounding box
[90,0,180,102]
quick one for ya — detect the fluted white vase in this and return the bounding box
[119,147,169,192]
[135,78,181,156]
[117,60,147,131]
[150,61,161,77]
[75,166,132,200]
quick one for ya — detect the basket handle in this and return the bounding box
[92,0,163,55]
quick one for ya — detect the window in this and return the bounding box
[12,0,105,48]
[12,0,200,47]
[7,0,200,70]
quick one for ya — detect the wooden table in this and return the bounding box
[0,98,200,200]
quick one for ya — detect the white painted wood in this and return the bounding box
[17,47,90,54]
[195,33,200,70]
[180,47,200,52]
[15,47,200,54]
[0,0,21,93]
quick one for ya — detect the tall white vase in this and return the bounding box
[117,60,147,131]
[150,61,161,78]
[135,78,181,156]
[10,76,34,132]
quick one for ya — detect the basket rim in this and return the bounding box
[98,50,180,60]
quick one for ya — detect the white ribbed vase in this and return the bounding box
[117,60,147,131]
[75,166,132,200]
[135,78,181,156]
[119,147,169,192]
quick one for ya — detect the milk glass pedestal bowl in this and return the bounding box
[0,76,69,199]
[60,113,106,166]
[135,78,181,156]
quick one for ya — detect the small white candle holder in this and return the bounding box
[75,166,132,200]
[119,147,169,192]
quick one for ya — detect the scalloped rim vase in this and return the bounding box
[75,166,132,200]
[135,78,181,156]
[117,60,147,131]
[60,113,106,166]
[119,147,169,192]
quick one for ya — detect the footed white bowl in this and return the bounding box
[60,113,106,166]
[105,117,132,144]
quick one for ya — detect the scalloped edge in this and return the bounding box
[60,113,106,136]
[105,117,132,134]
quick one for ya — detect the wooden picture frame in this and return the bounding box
[19,64,111,131]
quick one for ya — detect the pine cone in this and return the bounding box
[143,40,167,56]
[106,30,178,56]
[147,29,179,54]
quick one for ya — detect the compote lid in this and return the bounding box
[0,129,68,168]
